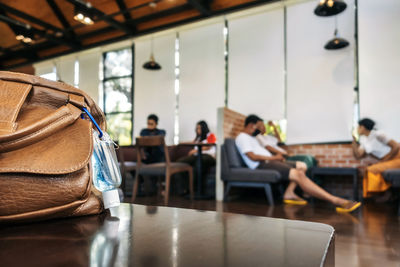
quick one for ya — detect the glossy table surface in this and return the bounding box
[0,204,335,267]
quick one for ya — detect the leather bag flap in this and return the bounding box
[0,117,93,175]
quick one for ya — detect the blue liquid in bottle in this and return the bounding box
[92,131,122,209]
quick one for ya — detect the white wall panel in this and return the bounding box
[179,23,225,141]
[34,60,55,77]
[228,8,285,121]
[78,51,101,103]
[286,0,355,144]
[359,0,400,140]
[55,55,75,86]
[134,34,176,145]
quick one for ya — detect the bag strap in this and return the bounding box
[0,80,32,135]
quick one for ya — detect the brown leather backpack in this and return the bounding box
[0,71,105,223]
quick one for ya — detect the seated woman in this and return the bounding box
[352,118,400,200]
[176,121,216,193]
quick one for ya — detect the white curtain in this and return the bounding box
[134,34,176,145]
[228,8,285,121]
[55,55,75,86]
[286,0,355,144]
[34,60,55,78]
[78,51,101,104]
[179,22,225,142]
[359,0,400,141]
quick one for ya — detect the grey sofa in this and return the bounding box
[221,138,283,205]
[383,169,400,215]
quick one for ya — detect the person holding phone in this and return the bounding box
[352,118,400,200]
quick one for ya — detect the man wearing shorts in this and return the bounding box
[235,114,361,213]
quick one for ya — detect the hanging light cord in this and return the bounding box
[150,36,154,58]
[334,16,338,37]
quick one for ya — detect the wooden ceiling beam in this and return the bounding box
[0,2,81,48]
[46,0,73,31]
[129,4,194,25]
[0,40,54,62]
[0,3,63,34]
[187,0,211,16]
[115,0,132,21]
[78,4,195,39]
[65,0,134,35]
[1,0,280,70]
[0,10,39,60]
[46,0,81,45]
[0,13,80,49]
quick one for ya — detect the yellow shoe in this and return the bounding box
[336,201,361,213]
[283,198,308,205]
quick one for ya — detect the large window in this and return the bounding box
[102,47,134,145]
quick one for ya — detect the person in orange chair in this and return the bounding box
[352,118,400,200]
[236,114,361,213]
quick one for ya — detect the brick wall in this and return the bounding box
[284,143,377,168]
[222,108,245,139]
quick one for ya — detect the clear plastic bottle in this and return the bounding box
[92,131,122,210]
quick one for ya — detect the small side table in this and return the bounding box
[179,143,215,199]
[311,167,360,201]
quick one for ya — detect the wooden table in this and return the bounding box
[0,204,335,267]
[179,142,216,199]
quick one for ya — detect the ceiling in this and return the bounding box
[0,0,277,70]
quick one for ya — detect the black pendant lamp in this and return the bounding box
[143,37,161,70]
[324,17,349,50]
[325,33,349,49]
[315,0,347,17]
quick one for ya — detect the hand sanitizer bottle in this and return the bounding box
[92,131,122,210]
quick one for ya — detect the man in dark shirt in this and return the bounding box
[140,114,166,164]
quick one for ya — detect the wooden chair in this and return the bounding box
[132,136,194,205]
[117,146,137,195]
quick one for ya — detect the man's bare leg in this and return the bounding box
[283,162,308,201]
[288,169,348,206]
[283,182,305,200]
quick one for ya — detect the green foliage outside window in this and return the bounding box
[102,48,133,145]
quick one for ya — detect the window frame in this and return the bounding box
[101,45,135,145]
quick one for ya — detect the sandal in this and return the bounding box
[283,198,308,205]
[336,201,361,213]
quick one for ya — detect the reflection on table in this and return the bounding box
[0,204,334,267]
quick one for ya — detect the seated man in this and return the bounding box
[235,114,361,212]
[140,114,166,164]
[139,114,166,195]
